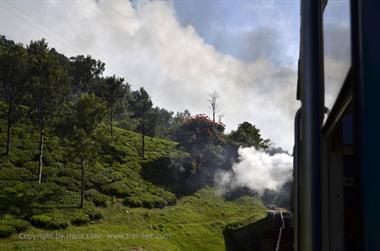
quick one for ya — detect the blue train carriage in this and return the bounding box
[293,0,380,250]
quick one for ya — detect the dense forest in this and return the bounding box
[0,35,277,250]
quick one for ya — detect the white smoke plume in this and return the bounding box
[215,147,293,195]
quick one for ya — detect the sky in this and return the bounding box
[0,0,301,151]
[323,0,351,111]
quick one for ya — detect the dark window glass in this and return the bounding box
[323,0,351,112]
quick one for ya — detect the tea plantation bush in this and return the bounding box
[31,213,69,229]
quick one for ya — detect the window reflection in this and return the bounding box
[323,0,351,112]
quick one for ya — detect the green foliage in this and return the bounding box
[124,194,167,209]
[84,207,103,221]
[93,75,128,136]
[168,109,191,139]
[0,115,182,215]
[73,94,107,135]
[117,117,140,131]
[0,42,29,112]
[0,225,16,238]
[130,87,153,120]
[129,87,155,158]
[31,214,69,229]
[61,93,107,159]
[0,188,266,250]
[123,195,144,207]
[105,177,176,209]
[150,107,174,138]
[0,181,31,215]
[0,215,30,233]
[0,40,29,156]
[9,220,30,233]
[85,189,111,207]
[228,121,270,150]
[69,210,90,225]
[26,39,70,126]
[58,93,108,207]
[26,39,71,182]
[68,55,105,93]
[30,214,52,228]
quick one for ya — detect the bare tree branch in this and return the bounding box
[207,91,220,123]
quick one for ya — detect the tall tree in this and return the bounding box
[0,42,28,156]
[150,107,173,138]
[60,93,107,208]
[95,75,127,137]
[169,109,191,139]
[26,39,69,183]
[208,91,220,123]
[130,87,153,159]
[69,55,105,94]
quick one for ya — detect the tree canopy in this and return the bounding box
[228,121,270,150]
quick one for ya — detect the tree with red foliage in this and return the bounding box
[175,114,224,147]
[174,114,226,172]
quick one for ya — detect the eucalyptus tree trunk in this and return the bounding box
[37,124,45,183]
[110,107,113,137]
[80,158,85,208]
[5,119,12,157]
[5,105,14,157]
[141,121,145,159]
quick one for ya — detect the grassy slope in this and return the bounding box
[0,119,266,250]
[0,190,266,251]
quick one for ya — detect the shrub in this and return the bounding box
[51,176,80,191]
[47,218,69,229]
[87,171,110,188]
[109,171,125,182]
[85,207,103,221]
[86,189,111,207]
[161,191,177,206]
[142,194,166,209]
[31,215,52,228]
[69,211,90,225]
[0,225,16,238]
[59,191,81,206]
[31,214,69,229]
[124,194,168,209]
[0,181,35,215]
[102,180,134,197]
[33,182,65,204]
[123,196,143,208]
[12,220,30,233]
[0,215,30,233]
[11,148,35,166]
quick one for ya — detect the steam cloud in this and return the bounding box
[215,147,293,195]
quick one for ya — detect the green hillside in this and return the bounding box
[0,189,266,251]
[0,120,267,250]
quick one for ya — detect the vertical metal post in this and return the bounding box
[300,0,323,250]
[293,109,301,251]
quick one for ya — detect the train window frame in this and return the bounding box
[322,69,353,134]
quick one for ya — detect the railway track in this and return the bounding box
[264,209,292,251]
[223,208,293,251]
